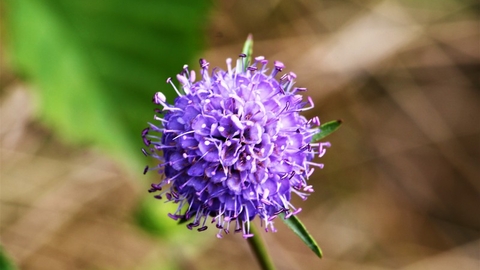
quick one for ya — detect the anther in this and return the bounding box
[274,61,285,71]
[197,226,208,232]
[152,92,166,104]
[142,127,150,137]
[199,58,209,69]
[168,213,179,220]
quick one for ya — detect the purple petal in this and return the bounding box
[243,123,262,144]
[218,115,244,137]
[198,139,220,162]
[187,160,207,176]
[192,115,217,136]
[179,135,198,148]
[169,152,188,171]
[222,139,242,166]
[226,172,242,195]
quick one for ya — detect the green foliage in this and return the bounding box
[5,0,212,172]
[280,213,323,258]
[312,119,343,143]
[240,34,254,72]
[134,194,211,245]
[134,195,210,252]
[134,195,181,239]
[0,247,17,270]
[242,34,254,62]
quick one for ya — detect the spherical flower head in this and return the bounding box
[142,54,330,238]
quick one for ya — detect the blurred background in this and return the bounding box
[1,0,479,269]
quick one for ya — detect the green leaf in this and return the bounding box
[281,213,323,258]
[134,195,178,238]
[5,0,212,173]
[241,34,254,67]
[0,247,17,270]
[311,119,343,143]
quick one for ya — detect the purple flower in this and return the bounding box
[142,54,329,238]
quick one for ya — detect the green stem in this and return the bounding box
[246,225,276,270]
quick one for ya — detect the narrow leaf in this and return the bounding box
[281,213,323,258]
[237,33,254,73]
[242,33,254,63]
[312,119,343,143]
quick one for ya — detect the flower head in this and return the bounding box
[142,54,329,238]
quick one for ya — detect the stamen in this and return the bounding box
[226,58,233,74]
[168,213,179,220]
[142,127,150,137]
[306,168,315,178]
[165,77,183,97]
[172,130,195,140]
[198,226,208,232]
[189,70,196,83]
[307,161,324,169]
[153,115,167,122]
[182,64,189,76]
[318,142,331,158]
[199,58,209,69]
[296,96,314,112]
[142,53,331,241]
[199,58,210,82]
[276,101,290,116]
[293,87,307,93]
[271,61,285,78]
[143,137,151,146]
[303,185,314,192]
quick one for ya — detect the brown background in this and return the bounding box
[1,0,479,269]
